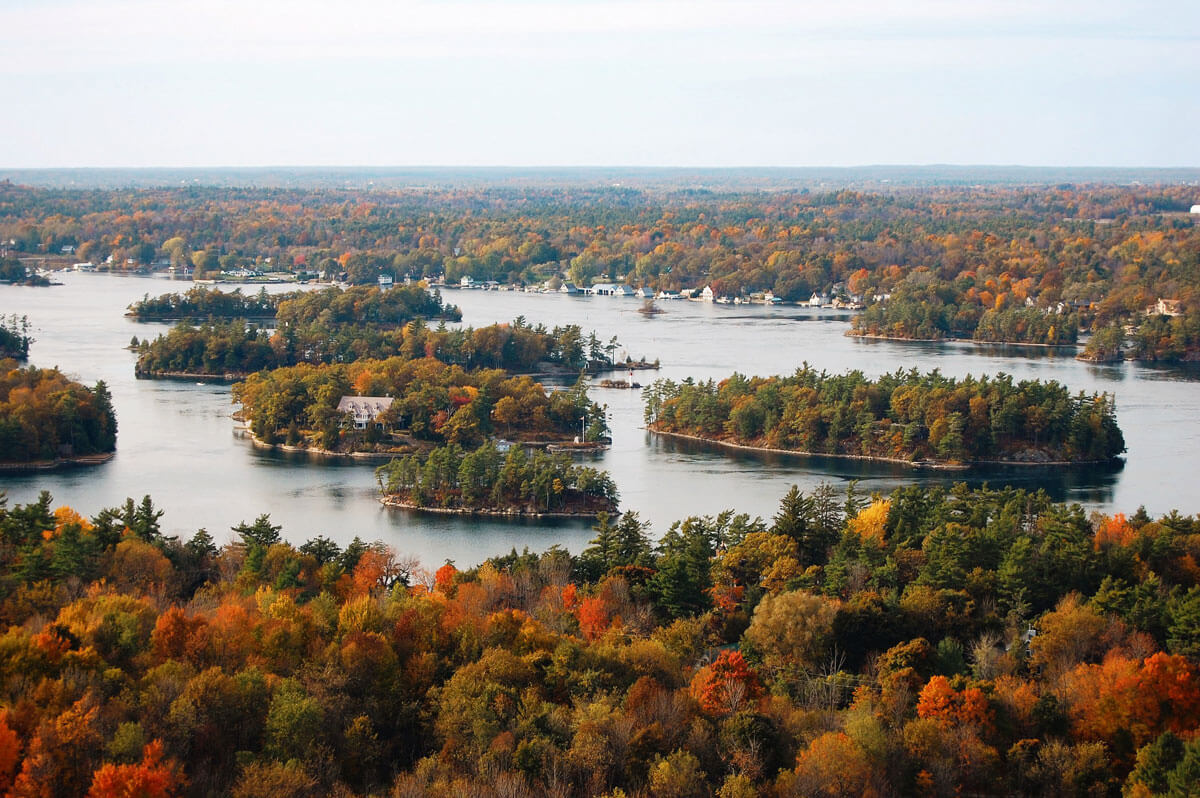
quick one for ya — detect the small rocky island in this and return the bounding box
[376,441,618,517]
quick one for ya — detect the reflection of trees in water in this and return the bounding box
[651,432,1121,505]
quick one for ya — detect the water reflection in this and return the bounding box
[651,433,1122,505]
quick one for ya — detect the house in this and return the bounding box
[559,282,583,295]
[700,285,715,302]
[635,286,652,298]
[808,293,824,307]
[1148,298,1183,317]
[337,396,394,430]
[378,274,394,289]
[460,276,475,288]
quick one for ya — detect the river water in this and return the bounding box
[2,273,1198,566]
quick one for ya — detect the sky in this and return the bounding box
[2,0,1197,168]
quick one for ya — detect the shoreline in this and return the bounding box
[647,427,1116,470]
[242,426,591,459]
[243,428,413,460]
[138,369,248,381]
[0,451,115,472]
[379,494,604,519]
[846,331,1080,350]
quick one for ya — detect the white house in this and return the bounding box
[337,396,394,429]
[700,285,715,302]
[377,274,394,288]
[559,282,583,295]
[460,276,475,288]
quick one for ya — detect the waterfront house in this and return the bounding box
[560,282,583,295]
[337,396,394,430]
[378,274,394,289]
[700,285,715,302]
[460,276,476,288]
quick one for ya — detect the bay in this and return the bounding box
[2,273,1197,567]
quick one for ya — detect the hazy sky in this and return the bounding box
[3,0,1197,168]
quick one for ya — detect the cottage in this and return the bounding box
[559,282,583,295]
[699,285,715,302]
[378,274,394,288]
[337,396,394,429]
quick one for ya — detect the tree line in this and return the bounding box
[643,367,1125,465]
[5,181,1200,357]
[0,482,1196,795]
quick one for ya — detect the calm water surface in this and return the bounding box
[2,274,1197,566]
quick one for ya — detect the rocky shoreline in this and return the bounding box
[648,427,1115,470]
[379,494,603,519]
[0,451,115,472]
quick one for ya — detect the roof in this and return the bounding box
[336,396,394,414]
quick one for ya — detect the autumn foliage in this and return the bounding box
[0,483,1195,796]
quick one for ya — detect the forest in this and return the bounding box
[231,356,607,453]
[376,441,619,515]
[3,181,1200,357]
[0,482,1196,796]
[0,360,117,464]
[643,367,1125,466]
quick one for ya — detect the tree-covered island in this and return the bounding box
[644,367,1125,467]
[376,440,618,516]
[133,284,462,378]
[232,356,607,456]
[0,316,32,361]
[0,359,117,468]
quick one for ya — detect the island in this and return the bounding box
[133,284,462,378]
[376,440,618,516]
[0,359,117,469]
[232,355,608,456]
[0,315,32,360]
[643,366,1125,467]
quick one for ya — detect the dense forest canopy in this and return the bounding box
[0,360,116,463]
[0,482,1196,795]
[644,367,1125,466]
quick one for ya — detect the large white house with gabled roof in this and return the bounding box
[337,396,394,429]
